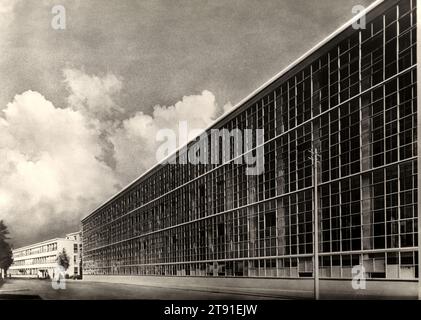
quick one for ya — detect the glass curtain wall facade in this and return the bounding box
[82,0,419,280]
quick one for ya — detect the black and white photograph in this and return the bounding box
[0,0,420,310]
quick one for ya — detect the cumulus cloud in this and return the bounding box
[111,90,231,182]
[0,90,119,246]
[0,68,232,246]
[63,68,124,121]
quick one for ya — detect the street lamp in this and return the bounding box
[308,148,321,300]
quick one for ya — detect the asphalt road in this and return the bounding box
[0,279,285,300]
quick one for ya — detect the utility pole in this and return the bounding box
[416,0,421,301]
[309,148,320,300]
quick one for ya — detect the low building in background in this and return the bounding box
[8,232,82,279]
[65,231,83,278]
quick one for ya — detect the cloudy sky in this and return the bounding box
[0,0,374,247]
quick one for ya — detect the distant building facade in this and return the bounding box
[8,232,82,279]
[66,231,83,278]
[81,0,420,297]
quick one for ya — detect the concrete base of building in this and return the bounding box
[9,275,41,279]
[82,275,418,299]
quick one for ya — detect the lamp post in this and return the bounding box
[309,148,320,300]
[417,0,421,300]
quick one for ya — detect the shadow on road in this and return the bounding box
[0,294,42,300]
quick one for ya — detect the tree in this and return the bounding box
[0,221,13,277]
[0,242,13,274]
[57,248,70,271]
[0,220,9,242]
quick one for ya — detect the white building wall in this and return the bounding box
[66,231,82,277]
[8,236,79,279]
